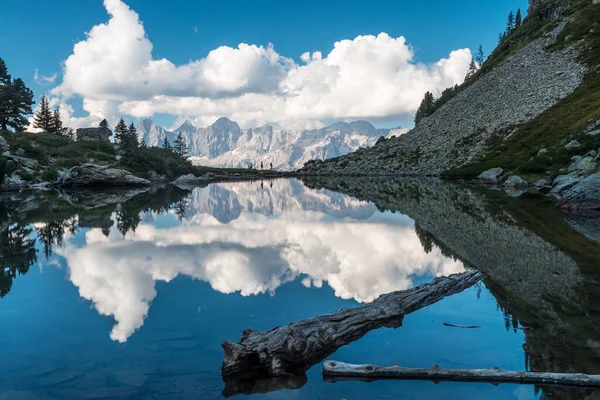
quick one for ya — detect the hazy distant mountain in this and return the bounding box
[137,117,408,171]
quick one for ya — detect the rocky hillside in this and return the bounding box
[138,118,406,171]
[300,0,599,180]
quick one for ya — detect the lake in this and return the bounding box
[1,178,599,399]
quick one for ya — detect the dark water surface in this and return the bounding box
[1,178,600,399]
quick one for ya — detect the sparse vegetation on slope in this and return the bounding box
[445,0,600,180]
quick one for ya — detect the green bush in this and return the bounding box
[41,167,59,182]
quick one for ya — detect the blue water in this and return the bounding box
[0,179,593,399]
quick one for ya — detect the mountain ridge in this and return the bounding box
[137,117,408,171]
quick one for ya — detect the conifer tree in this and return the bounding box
[515,9,523,27]
[414,91,435,125]
[162,136,171,150]
[506,11,515,34]
[0,59,34,132]
[474,44,485,66]
[99,119,109,128]
[173,131,187,157]
[465,59,478,81]
[50,108,63,135]
[32,95,53,132]
[114,118,128,143]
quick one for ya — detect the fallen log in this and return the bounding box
[221,270,484,381]
[323,361,600,388]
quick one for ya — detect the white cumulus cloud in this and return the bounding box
[50,0,472,128]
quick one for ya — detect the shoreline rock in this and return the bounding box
[55,164,151,188]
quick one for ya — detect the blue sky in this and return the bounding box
[1,0,528,129]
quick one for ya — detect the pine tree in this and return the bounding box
[506,11,515,34]
[0,59,34,132]
[515,9,523,27]
[114,118,128,143]
[173,131,187,157]
[2,78,34,132]
[99,119,109,129]
[126,122,139,149]
[414,91,435,125]
[50,108,63,135]
[474,44,485,66]
[32,95,53,132]
[465,59,478,81]
[162,136,171,150]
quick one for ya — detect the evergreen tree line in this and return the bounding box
[162,132,188,157]
[414,85,460,125]
[32,95,70,135]
[0,58,34,132]
[499,9,523,43]
[109,117,187,158]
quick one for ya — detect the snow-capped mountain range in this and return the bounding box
[137,117,408,171]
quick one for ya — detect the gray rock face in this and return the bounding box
[537,148,548,156]
[56,164,151,188]
[173,173,214,185]
[478,168,504,184]
[0,136,9,153]
[550,174,580,196]
[4,154,39,170]
[503,175,528,187]
[535,179,550,187]
[14,148,26,157]
[557,173,600,213]
[568,156,597,176]
[565,140,581,151]
[298,32,585,176]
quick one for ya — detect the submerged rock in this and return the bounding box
[557,173,600,213]
[56,164,151,188]
[503,175,528,187]
[478,168,504,184]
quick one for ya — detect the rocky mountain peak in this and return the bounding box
[177,120,196,131]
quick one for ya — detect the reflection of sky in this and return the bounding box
[56,181,464,342]
[0,180,544,400]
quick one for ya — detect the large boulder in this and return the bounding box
[568,156,597,176]
[0,136,9,153]
[4,154,38,170]
[173,172,215,185]
[565,140,581,151]
[477,167,503,184]
[557,173,600,213]
[550,174,580,196]
[503,175,528,187]
[56,164,151,188]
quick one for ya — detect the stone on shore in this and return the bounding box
[477,168,503,184]
[503,175,528,187]
[56,164,151,187]
[557,173,600,213]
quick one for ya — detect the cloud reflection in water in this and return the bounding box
[57,181,464,342]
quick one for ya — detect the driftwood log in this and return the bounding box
[221,270,484,381]
[323,361,600,387]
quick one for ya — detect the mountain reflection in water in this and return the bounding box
[0,177,599,399]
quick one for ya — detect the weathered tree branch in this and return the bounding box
[323,361,600,387]
[221,270,484,382]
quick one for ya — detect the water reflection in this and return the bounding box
[1,177,600,399]
[302,176,600,399]
[55,180,463,342]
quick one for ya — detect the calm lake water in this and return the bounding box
[1,178,600,399]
